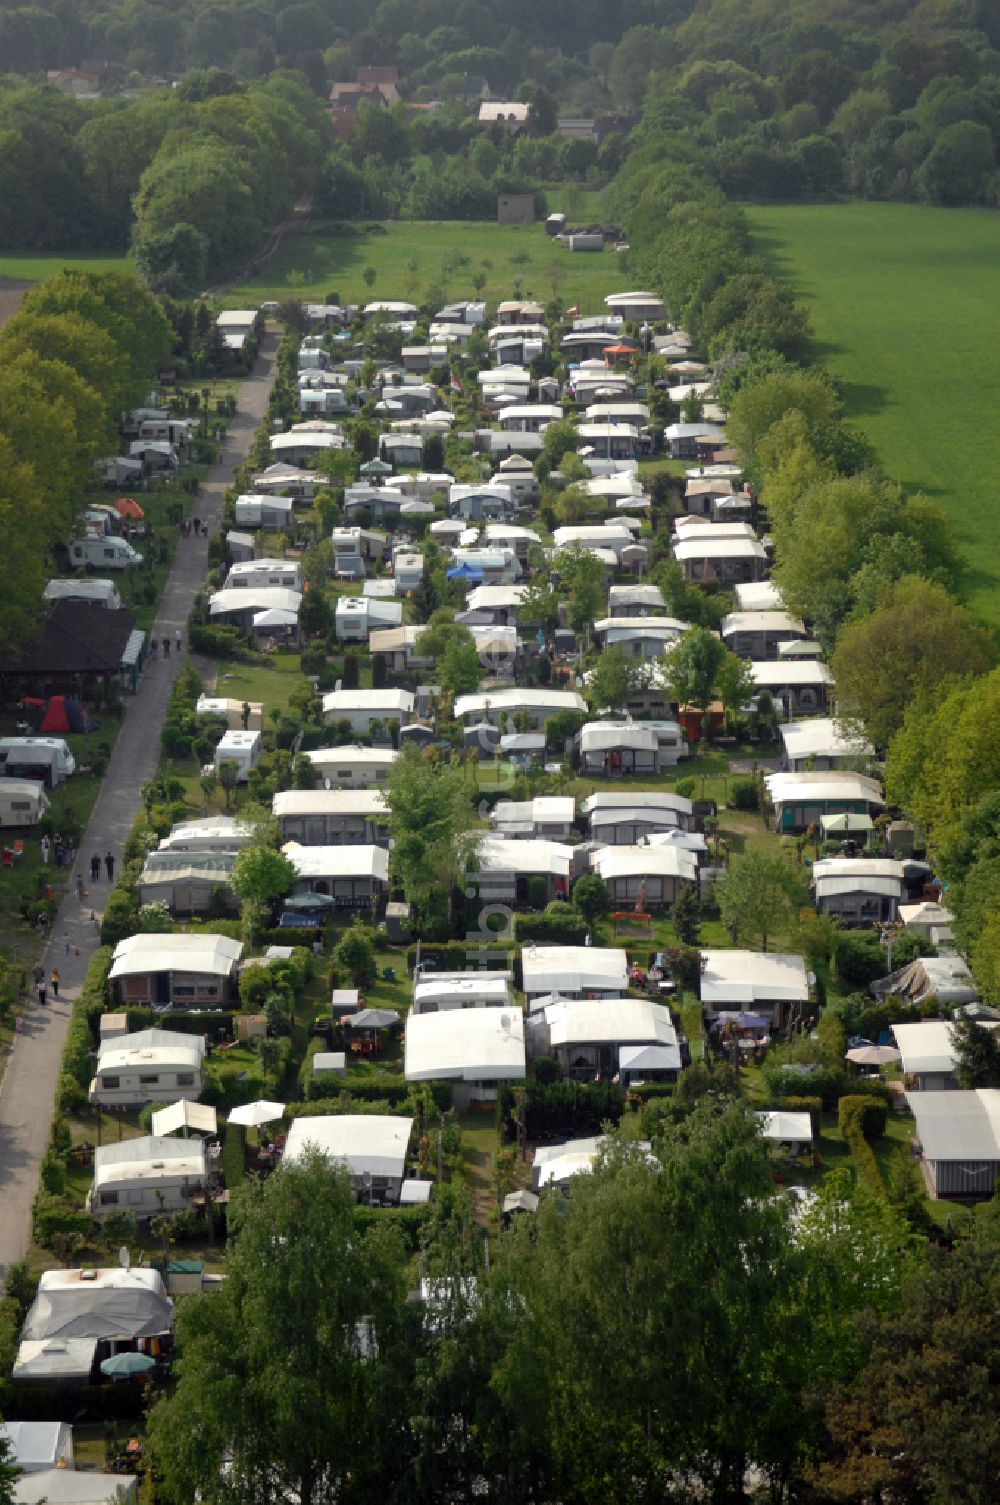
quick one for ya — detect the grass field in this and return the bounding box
[747,201,1000,626]
[231,219,626,315]
[0,252,132,281]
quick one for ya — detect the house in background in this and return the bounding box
[811,857,907,926]
[273,789,388,846]
[322,688,414,736]
[520,945,629,1002]
[778,718,875,772]
[591,843,698,908]
[305,745,399,787]
[764,770,886,834]
[533,998,681,1083]
[13,1267,173,1386]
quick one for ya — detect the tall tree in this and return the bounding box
[586,645,653,712]
[663,626,751,732]
[830,575,993,749]
[950,1013,1000,1088]
[384,745,478,923]
[716,848,806,951]
[147,1154,412,1505]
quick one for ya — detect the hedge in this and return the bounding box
[516,909,589,944]
[287,1075,453,1112]
[775,1095,823,1139]
[58,947,113,1111]
[405,941,513,974]
[497,1079,623,1141]
[761,1061,844,1111]
[837,1093,887,1198]
[352,1202,433,1252]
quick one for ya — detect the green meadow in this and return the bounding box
[747,201,1000,627]
[231,216,625,316]
[0,251,132,281]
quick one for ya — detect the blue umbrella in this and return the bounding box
[100,1351,156,1380]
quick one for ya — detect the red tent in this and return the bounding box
[39,695,72,733]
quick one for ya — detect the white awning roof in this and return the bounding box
[283,843,389,881]
[756,1111,813,1144]
[150,1100,218,1137]
[699,950,809,1006]
[593,844,698,883]
[521,945,629,995]
[405,1008,525,1082]
[544,998,677,1049]
[110,933,242,979]
[283,1113,413,1178]
[907,1089,1000,1162]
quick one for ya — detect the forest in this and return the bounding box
[0,0,999,286]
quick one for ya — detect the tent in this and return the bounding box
[447,563,485,582]
[29,696,93,734]
[115,497,144,520]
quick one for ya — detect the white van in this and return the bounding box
[213,730,262,783]
[44,577,122,610]
[0,778,50,828]
[0,738,75,788]
[68,537,144,570]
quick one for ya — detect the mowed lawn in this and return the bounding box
[747,201,1000,626]
[0,251,132,281]
[232,219,625,315]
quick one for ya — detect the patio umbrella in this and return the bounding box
[845,1044,901,1066]
[346,1008,398,1030]
[115,497,144,519]
[282,891,336,912]
[731,1013,770,1031]
[100,1351,156,1380]
[228,1100,286,1127]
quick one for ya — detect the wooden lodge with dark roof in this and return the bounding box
[0,600,143,702]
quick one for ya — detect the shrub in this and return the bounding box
[222,1123,246,1190]
[516,905,588,944]
[838,1093,887,1197]
[497,1079,623,1140]
[100,888,139,946]
[762,1061,844,1111]
[834,931,886,987]
[189,622,240,658]
[526,875,550,911]
[674,777,697,799]
[729,776,758,811]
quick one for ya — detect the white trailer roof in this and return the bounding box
[765,771,884,807]
[283,1113,412,1179]
[906,1089,1000,1162]
[699,950,809,1006]
[544,998,677,1049]
[581,791,693,816]
[405,1007,525,1083]
[593,844,698,883]
[282,843,389,881]
[521,945,629,995]
[892,1020,963,1076]
[779,718,874,764]
[721,611,805,637]
[273,789,387,818]
[756,1111,813,1143]
[751,661,834,688]
[110,933,242,978]
[478,837,572,877]
[92,1136,206,1191]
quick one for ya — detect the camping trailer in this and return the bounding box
[68,537,143,570]
[0,778,51,828]
[43,578,122,610]
[0,738,75,788]
[213,730,262,783]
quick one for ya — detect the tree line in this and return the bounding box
[143,1115,1000,1505]
[618,139,1000,1003]
[0,270,171,653]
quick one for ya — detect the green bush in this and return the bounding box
[834,931,886,987]
[497,1079,623,1140]
[761,1061,844,1111]
[729,776,758,811]
[837,1093,887,1198]
[58,947,113,1105]
[32,1192,94,1250]
[526,875,549,910]
[100,888,139,946]
[516,904,589,944]
[189,622,240,658]
[674,777,697,799]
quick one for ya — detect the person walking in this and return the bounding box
[76,872,85,901]
[32,962,44,990]
[40,835,50,865]
[163,637,171,659]
[241,700,251,731]
[50,967,60,999]
[175,627,182,653]
[91,853,101,883]
[37,981,47,1008]
[105,851,115,882]
[149,639,158,662]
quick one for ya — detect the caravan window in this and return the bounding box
[176,1073,195,1087]
[127,1191,143,1204]
[139,1073,159,1085]
[101,1075,121,1089]
[11,801,30,811]
[100,1191,120,1206]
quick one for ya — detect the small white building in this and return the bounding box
[0,737,75,788]
[283,1113,412,1206]
[89,1028,206,1108]
[0,777,50,828]
[892,1019,967,1092]
[475,836,573,906]
[607,583,665,617]
[811,857,906,926]
[0,1423,73,1473]
[405,1007,526,1109]
[720,611,806,660]
[13,1267,172,1386]
[108,932,243,1008]
[750,660,835,717]
[87,1134,208,1216]
[764,770,886,835]
[581,790,695,842]
[226,558,302,592]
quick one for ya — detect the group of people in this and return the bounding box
[31,961,60,1008]
[149,627,182,662]
[75,850,115,900]
[180,516,206,537]
[39,834,76,868]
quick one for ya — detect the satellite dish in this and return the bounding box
[118,1246,130,1271]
